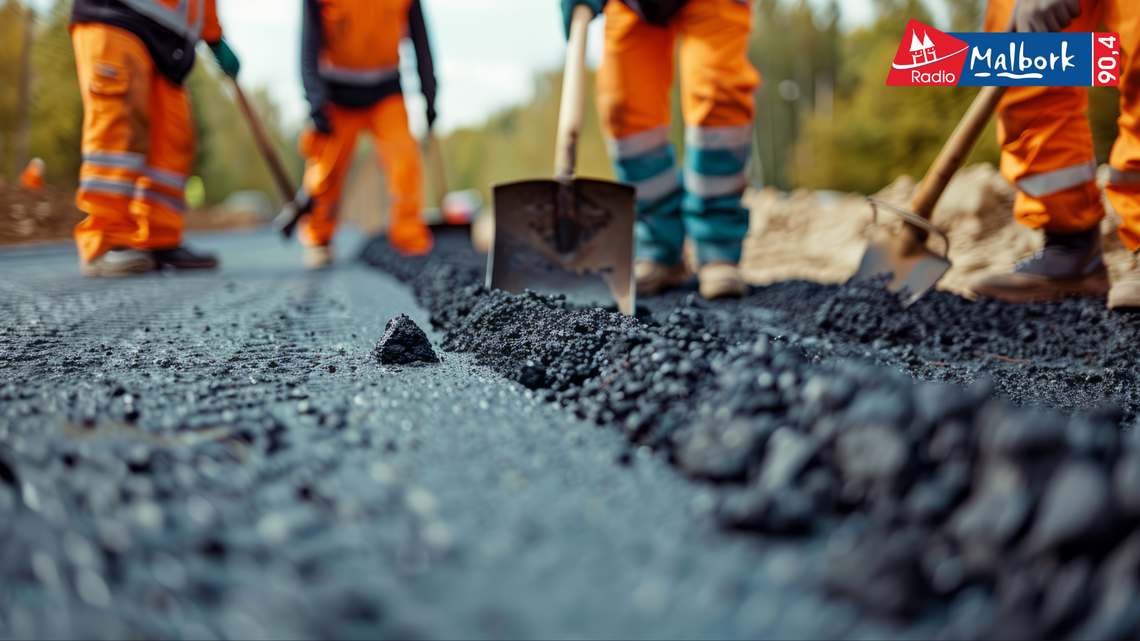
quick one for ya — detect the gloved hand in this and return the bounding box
[1012,0,1082,32]
[311,106,332,135]
[208,39,241,79]
[561,0,605,38]
[426,105,437,131]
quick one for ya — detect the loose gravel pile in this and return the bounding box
[360,231,1140,638]
[372,314,439,365]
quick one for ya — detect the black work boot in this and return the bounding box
[151,246,220,270]
[971,227,1108,302]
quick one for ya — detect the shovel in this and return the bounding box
[227,81,303,235]
[487,4,637,315]
[850,84,1008,307]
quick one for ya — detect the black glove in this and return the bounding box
[426,105,437,131]
[1012,0,1082,33]
[311,107,332,135]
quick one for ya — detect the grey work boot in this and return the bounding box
[971,227,1109,303]
[80,248,156,278]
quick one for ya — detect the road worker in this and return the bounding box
[70,0,237,277]
[561,0,759,299]
[971,0,1140,308]
[18,158,44,191]
[295,0,437,269]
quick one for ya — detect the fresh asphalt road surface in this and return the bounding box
[0,229,929,639]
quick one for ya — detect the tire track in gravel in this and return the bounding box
[0,230,927,640]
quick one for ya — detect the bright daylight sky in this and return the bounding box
[27,0,955,135]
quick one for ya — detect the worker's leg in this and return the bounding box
[1104,1,1140,250]
[1102,1,1140,308]
[299,105,364,247]
[676,0,759,266]
[597,1,685,272]
[130,63,193,252]
[971,0,1110,303]
[367,94,432,256]
[71,23,152,264]
[987,0,1105,235]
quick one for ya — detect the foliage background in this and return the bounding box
[438,0,1125,201]
[0,0,1126,208]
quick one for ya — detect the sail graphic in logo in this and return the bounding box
[888,20,969,85]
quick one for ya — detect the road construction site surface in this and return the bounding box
[0,230,930,640]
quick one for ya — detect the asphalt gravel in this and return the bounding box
[0,229,933,640]
[360,228,1140,639]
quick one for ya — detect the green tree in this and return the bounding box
[27,0,84,189]
[186,56,301,207]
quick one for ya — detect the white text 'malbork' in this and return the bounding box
[969,41,1075,79]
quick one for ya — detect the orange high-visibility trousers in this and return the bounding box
[597,0,759,265]
[299,95,431,255]
[71,23,194,263]
[986,0,1140,249]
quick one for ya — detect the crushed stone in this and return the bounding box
[360,226,1140,638]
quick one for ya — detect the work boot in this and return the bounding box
[635,259,688,296]
[971,227,1109,303]
[303,244,333,270]
[698,260,747,299]
[80,249,155,278]
[1108,262,1140,310]
[151,246,219,270]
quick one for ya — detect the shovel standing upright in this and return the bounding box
[487,4,637,315]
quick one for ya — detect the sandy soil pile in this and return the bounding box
[0,177,86,246]
[0,177,266,246]
[741,163,1137,297]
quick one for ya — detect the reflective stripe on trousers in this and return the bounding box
[683,124,751,199]
[82,151,146,171]
[79,176,136,198]
[607,126,682,204]
[83,152,187,191]
[1108,167,1140,185]
[1016,159,1098,198]
[318,60,399,86]
[135,187,186,213]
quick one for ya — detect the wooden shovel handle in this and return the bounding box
[425,132,448,206]
[554,4,593,180]
[232,81,296,204]
[909,85,1007,220]
[910,15,1016,221]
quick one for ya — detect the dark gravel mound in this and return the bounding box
[360,233,1140,637]
[372,314,438,365]
[652,279,1140,417]
[440,288,642,390]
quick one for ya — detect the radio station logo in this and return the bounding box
[888,19,1120,88]
[888,21,969,86]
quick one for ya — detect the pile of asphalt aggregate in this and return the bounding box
[372,314,439,365]
[19,233,960,641]
[360,232,1140,638]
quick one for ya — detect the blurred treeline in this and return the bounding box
[440,0,1124,199]
[0,0,299,206]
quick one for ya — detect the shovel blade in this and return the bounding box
[490,177,636,314]
[850,229,951,308]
